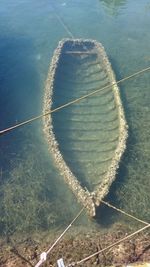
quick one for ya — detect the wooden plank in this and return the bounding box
[64,51,96,55]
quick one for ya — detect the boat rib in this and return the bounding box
[43,39,128,217]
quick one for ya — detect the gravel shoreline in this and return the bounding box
[0,224,149,267]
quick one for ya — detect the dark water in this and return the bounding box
[0,0,150,237]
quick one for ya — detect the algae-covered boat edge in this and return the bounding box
[43,38,128,217]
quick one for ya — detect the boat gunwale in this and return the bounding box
[43,38,128,216]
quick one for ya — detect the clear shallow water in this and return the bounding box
[52,41,121,193]
[0,0,150,236]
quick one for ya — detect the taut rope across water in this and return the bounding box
[0,65,150,136]
[50,2,74,39]
[35,207,85,267]
[34,200,149,267]
[67,224,150,267]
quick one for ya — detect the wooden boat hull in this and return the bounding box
[43,39,128,216]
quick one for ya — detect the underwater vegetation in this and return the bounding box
[100,0,127,16]
[0,0,150,240]
[0,61,149,237]
[0,143,80,236]
[110,78,150,223]
[0,156,55,235]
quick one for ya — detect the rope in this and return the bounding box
[46,207,84,254]
[67,223,150,266]
[101,200,149,226]
[34,202,149,267]
[2,4,149,266]
[34,207,84,267]
[1,65,150,136]
[51,3,74,39]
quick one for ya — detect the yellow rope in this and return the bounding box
[0,65,150,136]
[101,200,149,226]
[68,223,150,266]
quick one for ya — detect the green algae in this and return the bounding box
[0,147,83,235]
[0,0,150,239]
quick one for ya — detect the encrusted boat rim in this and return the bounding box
[43,39,128,217]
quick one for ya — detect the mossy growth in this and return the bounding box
[0,149,79,236]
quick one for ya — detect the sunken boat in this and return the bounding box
[43,39,128,217]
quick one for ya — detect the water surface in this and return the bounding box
[0,0,150,236]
